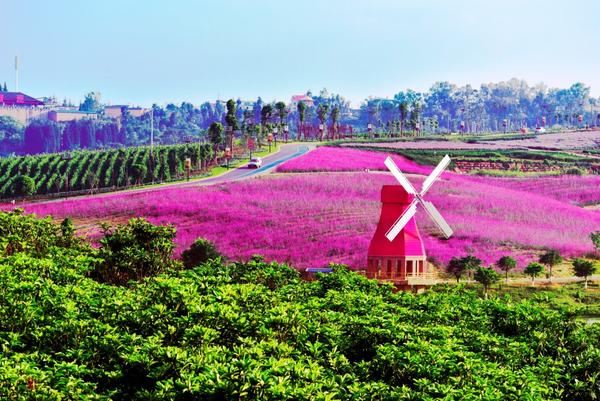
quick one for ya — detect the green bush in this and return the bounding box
[10,175,36,197]
[93,218,178,285]
[0,209,82,257]
[181,237,221,268]
[564,166,586,175]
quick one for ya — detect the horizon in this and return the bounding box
[2,0,600,106]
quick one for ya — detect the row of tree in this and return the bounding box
[447,247,598,294]
[0,142,215,198]
[362,79,599,133]
[138,80,600,137]
[2,79,599,156]
[136,80,600,136]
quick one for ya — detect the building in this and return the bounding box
[290,94,314,108]
[104,105,149,119]
[0,92,48,123]
[48,109,99,122]
[366,185,434,290]
[0,92,45,107]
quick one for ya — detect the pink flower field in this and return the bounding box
[467,175,600,206]
[340,130,600,150]
[13,150,600,270]
[276,147,433,175]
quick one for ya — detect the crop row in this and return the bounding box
[0,143,214,198]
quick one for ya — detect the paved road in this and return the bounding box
[189,143,312,186]
[22,143,313,205]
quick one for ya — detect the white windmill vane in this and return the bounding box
[384,155,453,241]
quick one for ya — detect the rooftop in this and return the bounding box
[0,92,44,106]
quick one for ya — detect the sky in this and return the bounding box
[2,0,599,107]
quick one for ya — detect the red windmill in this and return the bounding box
[367,155,453,287]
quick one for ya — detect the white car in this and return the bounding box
[535,127,546,133]
[248,157,262,169]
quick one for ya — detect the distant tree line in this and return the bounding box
[360,79,599,133]
[2,79,599,156]
[23,119,123,154]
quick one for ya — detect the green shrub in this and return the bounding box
[564,166,586,175]
[11,175,36,197]
[0,209,81,257]
[181,237,221,268]
[93,218,178,285]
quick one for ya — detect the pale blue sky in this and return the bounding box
[2,0,599,106]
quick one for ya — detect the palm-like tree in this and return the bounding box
[297,101,307,141]
[317,104,329,141]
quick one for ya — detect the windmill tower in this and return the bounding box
[367,155,453,288]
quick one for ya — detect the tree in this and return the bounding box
[181,237,221,269]
[496,256,517,284]
[461,255,481,283]
[297,101,307,140]
[225,99,239,131]
[11,175,36,197]
[524,262,544,286]
[539,249,562,283]
[410,102,422,134]
[208,122,224,163]
[23,120,62,154]
[572,258,597,290]
[0,116,23,143]
[474,266,500,298]
[275,101,287,126]
[275,101,288,141]
[79,91,102,112]
[130,163,147,185]
[330,106,340,139]
[446,257,465,282]
[398,101,409,136]
[317,103,329,141]
[261,104,273,127]
[253,97,263,126]
[590,231,600,255]
[94,218,177,285]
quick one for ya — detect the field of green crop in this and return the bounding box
[0,143,214,198]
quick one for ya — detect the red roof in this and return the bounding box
[368,185,426,258]
[0,92,44,106]
[291,95,313,103]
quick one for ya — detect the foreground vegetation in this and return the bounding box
[0,210,598,400]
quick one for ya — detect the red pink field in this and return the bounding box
[340,129,600,150]
[12,147,600,270]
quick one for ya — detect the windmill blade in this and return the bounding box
[421,154,451,196]
[385,200,418,241]
[384,157,417,195]
[421,200,453,238]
